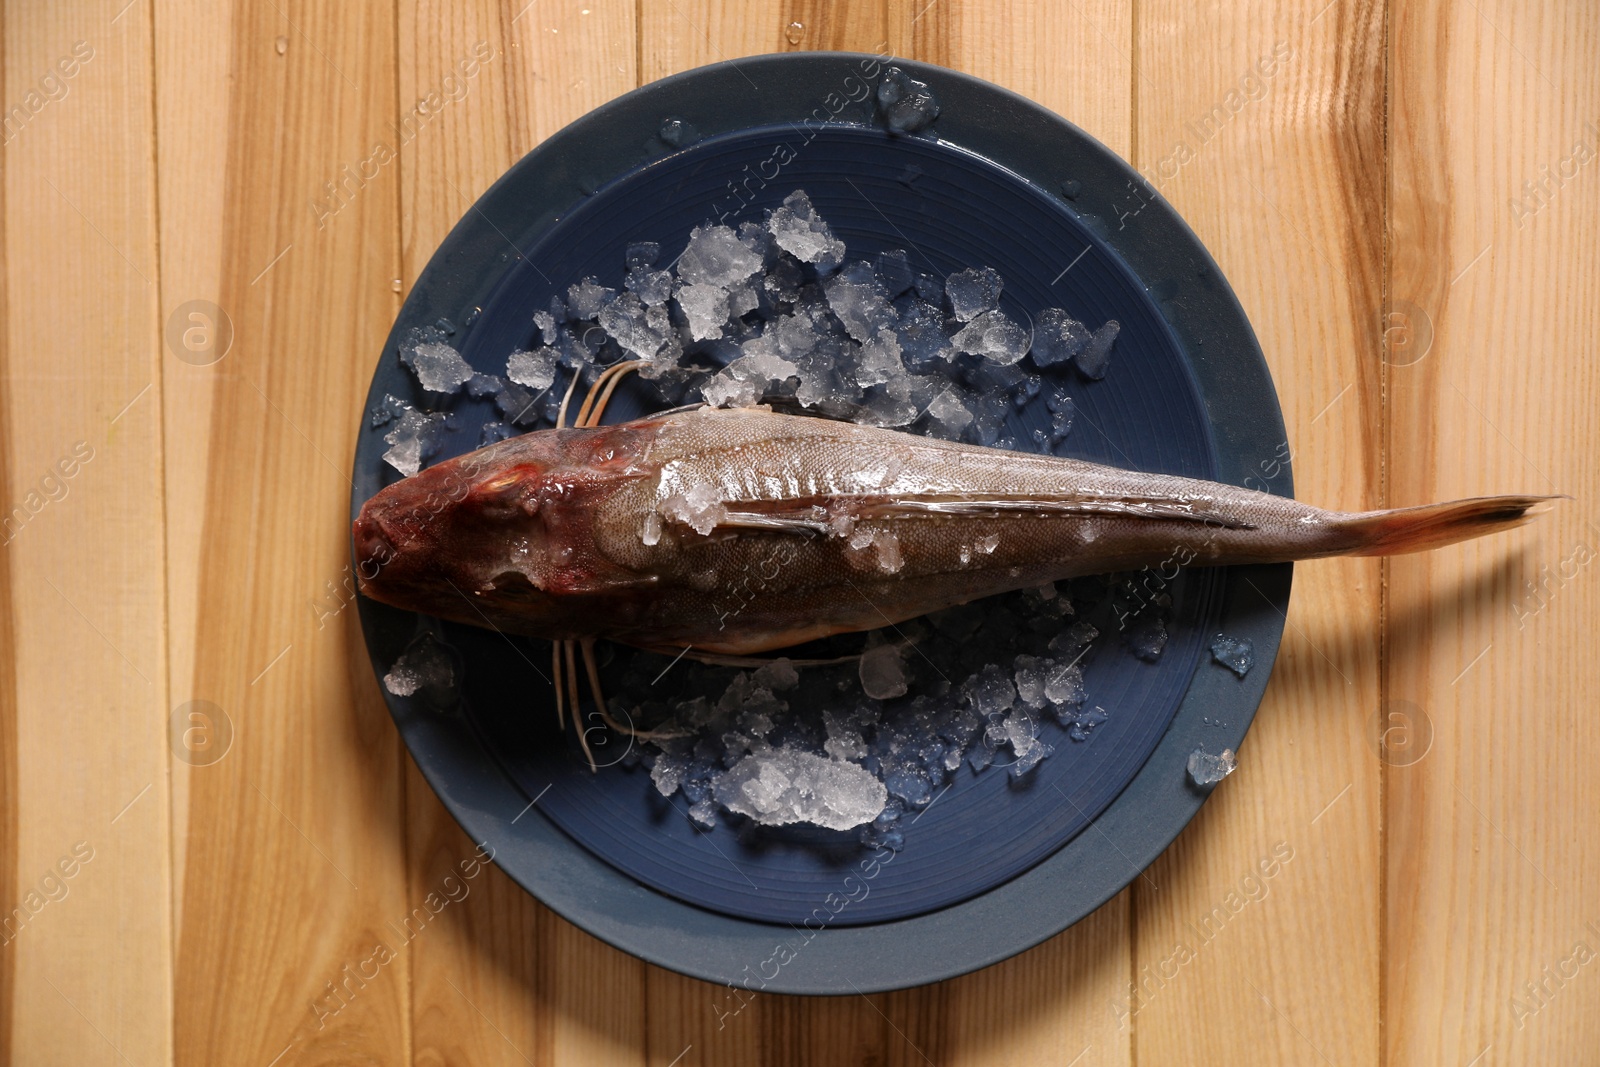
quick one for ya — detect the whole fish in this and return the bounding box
[352,404,1550,656]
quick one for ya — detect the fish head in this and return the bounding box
[352,425,656,637]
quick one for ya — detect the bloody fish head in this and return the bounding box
[352,424,657,640]
[353,432,574,635]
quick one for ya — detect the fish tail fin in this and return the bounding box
[1339,495,1562,556]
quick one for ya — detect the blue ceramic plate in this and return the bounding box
[352,52,1291,993]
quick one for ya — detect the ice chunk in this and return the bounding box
[727,282,760,319]
[640,511,662,545]
[1051,621,1101,657]
[967,392,1010,445]
[967,663,1017,719]
[895,298,954,371]
[945,267,1002,322]
[1030,308,1092,367]
[601,293,681,369]
[677,223,764,288]
[824,261,897,342]
[858,386,920,429]
[565,278,617,320]
[687,795,719,828]
[925,387,973,439]
[658,482,726,536]
[766,190,845,272]
[465,373,503,400]
[676,282,731,341]
[1010,739,1053,777]
[715,745,887,830]
[402,339,475,394]
[763,254,805,304]
[701,368,764,409]
[1013,654,1049,710]
[875,249,914,297]
[651,745,689,796]
[952,309,1030,365]
[999,709,1037,754]
[1064,704,1109,742]
[1187,746,1237,786]
[383,632,457,704]
[533,310,557,345]
[859,815,905,851]
[380,396,449,476]
[369,401,396,428]
[624,241,661,270]
[875,66,941,134]
[859,643,908,700]
[495,378,543,427]
[1045,382,1076,442]
[625,266,675,306]
[478,421,513,447]
[1043,659,1086,711]
[700,351,797,408]
[883,763,932,806]
[751,657,799,692]
[506,347,557,392]
[823,709,869,761]
[1076,320,1121,379]
[1210,634,1256,677]
[1127,617,1168,662]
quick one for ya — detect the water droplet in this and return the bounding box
[275,35,288,55]
[785,20,804,44]
[391,278,403,292]
[462,305,482,327]
[658,117,700,148]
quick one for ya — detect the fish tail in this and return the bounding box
[1337,495,1562,556]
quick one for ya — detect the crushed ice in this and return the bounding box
[374,187,1151,841]
[1210,634,1255,677]
[383,631,458,705]
[1187,746,1237,786]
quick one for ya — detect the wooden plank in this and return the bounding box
[1,2,171,1064]
[631,2,1136,1064]
[160,1,409,1063]
[641,0,887,80]
[891,0,1133,159]
[637,5,888,1065]
[1386,2,1600,1063]
[394,6,646,1065]
[1133,2,1386,1063]
[0,14,16,1061]
[153,0,235,928]
[891,4,1140,1061]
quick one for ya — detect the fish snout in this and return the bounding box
[352,508,399,585]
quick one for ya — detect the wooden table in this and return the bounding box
[4,1,1596,1063]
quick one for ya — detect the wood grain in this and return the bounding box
[0,12,16,1058]
[4,0,1599,1063]
[638,5,907,1063]
[1387,2,1600,1064]
[1133,2,1386,1063]
[161,1,410,1064]
[154,0,236,929]
[2,3,171,1064]
[397,3,646,1066]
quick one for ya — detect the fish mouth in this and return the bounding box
[352,507,400,587]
